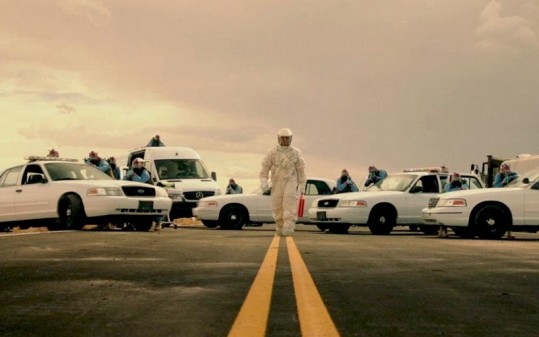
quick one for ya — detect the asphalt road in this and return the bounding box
[1,224,539,337]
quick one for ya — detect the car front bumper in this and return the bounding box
[83,196,172,218]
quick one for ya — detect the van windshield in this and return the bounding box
[155,159,210,180]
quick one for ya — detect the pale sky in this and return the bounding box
[1,0,538,193]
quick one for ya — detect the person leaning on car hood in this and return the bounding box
[336,169,359,193]
[364,165,388,187]
[85,151,111,175]
[226,178,243,194]
[494,162,519,188]
[124,158,151,183]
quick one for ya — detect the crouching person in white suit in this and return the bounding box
[259,128,307,236]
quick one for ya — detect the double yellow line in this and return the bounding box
[228,235,341,337]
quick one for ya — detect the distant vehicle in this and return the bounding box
[0,156,172,231]
[471,154,539,187]
[308,168,485,234]
[422,168,539,239]
[193,178,336,229]
[126,147,221,220]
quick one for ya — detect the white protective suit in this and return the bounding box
[259,142,306,236]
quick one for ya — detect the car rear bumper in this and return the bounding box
[307,207,369,224]
[192,207,219,221]
[421,208,469,227]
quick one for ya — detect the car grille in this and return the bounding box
[122,186,156,197]
[317,199,339,208]
[428,198,439,208]
[183,191,215,200]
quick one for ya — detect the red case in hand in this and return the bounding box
[297,196,305,217]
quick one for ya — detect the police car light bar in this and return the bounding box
[402,166,449,173]
[25,156,79,162]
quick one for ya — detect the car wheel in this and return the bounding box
[219,205,247,230]
[474,205,509,239]
[133,220,154,231]
[452,227,475,238]
[202,220,219,228]
[419,225,439,235]
[328,225,350,234]
[316,224,329,232]
[58,194,85,230]
[368,206,395,235]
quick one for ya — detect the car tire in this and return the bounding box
[368,206,395,235]
[452,227,475,238]
[474,205,509,239]
[219,205,247,230]
[328,225,350,234]
[133,220,154,231]
[419,225,439,235]
[316,224,329,232]
[58,194,85,230]
[202,220,219,228]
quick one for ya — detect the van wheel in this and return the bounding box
[58,194,85,230]
[316,224,328,232]
[219,206,247,230]
[328,225,350,234]
[133,220,154,231]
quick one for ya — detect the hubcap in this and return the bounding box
[379,216,386,224]
[486,217,495,226]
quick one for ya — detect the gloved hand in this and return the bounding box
[261,182,269,193]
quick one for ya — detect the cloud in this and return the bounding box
[57,0,112,27]
[475,0,539,53]
[56,103,76,114]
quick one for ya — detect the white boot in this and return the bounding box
[281,222,295,237]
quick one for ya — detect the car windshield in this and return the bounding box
[45,163,113,181]
[365,174,416,192]
[155,159,210,180]
[505,168,539,188]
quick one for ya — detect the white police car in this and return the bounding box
[0,156,172,231]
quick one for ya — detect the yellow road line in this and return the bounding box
[227,235,280,337]
[287,236,341,337]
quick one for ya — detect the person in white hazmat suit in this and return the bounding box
[259,128,307,236]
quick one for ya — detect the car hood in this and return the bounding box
[199,193,260,202]
[320,191,405,201]
[437,187,524,199]
[54,180,154,189]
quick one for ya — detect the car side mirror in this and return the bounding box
[410,185,423,193]
[522,177,530,184]
[211,171,217,181]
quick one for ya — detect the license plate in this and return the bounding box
[138,201,154,211]
[317,211,327,221]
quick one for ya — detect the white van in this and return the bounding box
[126,147,221,220]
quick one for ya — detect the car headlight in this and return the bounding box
[87,187,123,196]
[198,200,218,207]
[155,187,169,198]
[437,198,467,207]
[339,200,367,208]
